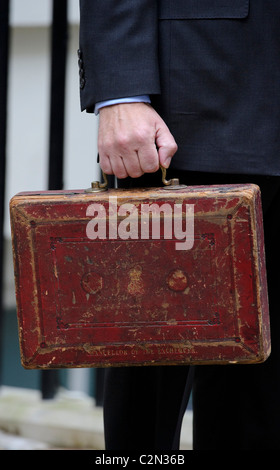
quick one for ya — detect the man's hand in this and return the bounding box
[98,102,178,179]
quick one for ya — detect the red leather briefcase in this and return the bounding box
[10,170,270,369]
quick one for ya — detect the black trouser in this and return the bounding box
[103,170,280,450]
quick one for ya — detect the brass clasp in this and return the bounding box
[85,171,108,193]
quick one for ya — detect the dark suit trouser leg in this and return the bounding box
[191,172,280,450]
[103,365,191,450]
[103,171,192,451]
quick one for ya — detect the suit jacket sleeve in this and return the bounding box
[79,0,161,112]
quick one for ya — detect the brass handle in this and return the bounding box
[160,165,181,187]
[85,164,185,193]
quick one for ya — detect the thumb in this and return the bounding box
[155,120,178,168]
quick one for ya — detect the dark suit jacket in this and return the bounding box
[79,0,280,176]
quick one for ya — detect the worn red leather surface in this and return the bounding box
[10,183,270,368]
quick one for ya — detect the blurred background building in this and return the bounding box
[2,0,100,397]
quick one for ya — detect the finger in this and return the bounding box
[137,143,159,174]
[120,150,144,178]
[155,124,178,168]
[109,155,129,179]
[99,153,114,175]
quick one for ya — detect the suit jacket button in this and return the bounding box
[80,77,85,89]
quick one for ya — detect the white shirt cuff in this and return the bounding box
[94,95,151,115]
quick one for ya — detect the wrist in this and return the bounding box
[94,95,151,115]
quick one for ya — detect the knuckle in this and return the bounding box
[98,140,111,156]
[135,128,149,144]
[116,133,131,150]
[172,141,178,153]
[168,138,178,154]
